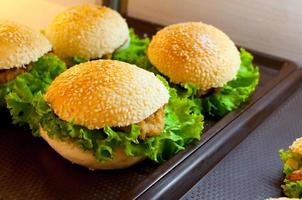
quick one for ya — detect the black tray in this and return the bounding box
[0,18,298,200]
[181,69,302,200]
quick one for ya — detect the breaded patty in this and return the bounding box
[0,65,31,85]
[138,107,165,140]
[118,107,165,140]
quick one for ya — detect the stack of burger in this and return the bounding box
[4,4,259,170]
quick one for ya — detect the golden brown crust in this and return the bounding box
[147,22,241,91]
[138,107,165,140]
[40,128,144,170]
[44,60,169,129]
[0,20,51,70]
[0,65,30,84]
[44,5,129,59]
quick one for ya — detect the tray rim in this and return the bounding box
[118,46,297,200]
[132,66,301,200]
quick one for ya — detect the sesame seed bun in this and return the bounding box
[40,127,144,170]
[289,137,302,155]
[44,5,129,60]
[44,59,169,129]
[147,22,241,91]
[0,20,51,70]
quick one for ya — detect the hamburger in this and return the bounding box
[148,22,241,94]
[44,5,130,66]
[0,20,56,106]
[144,22,259,117]
[7,59,204,169]
[280,137,302,198]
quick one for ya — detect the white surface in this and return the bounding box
[0,0,101,29]
[128,0,302,66]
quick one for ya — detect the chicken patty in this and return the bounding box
[138,107,165,140]
[0,66,31,85]
[198,88,220,97]
[117,107,165,140]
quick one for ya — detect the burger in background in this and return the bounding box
[148,22,241,95]
[0,20,65,107]
[7,59,204,169]
[44,4,130,66]
[280,137,302,198]
[114,22,260,118]
[147,22,260,117]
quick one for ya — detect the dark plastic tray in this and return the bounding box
[181,69,302,200]
[0,18,298,200]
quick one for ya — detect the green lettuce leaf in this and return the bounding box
[72,56,88,65]
[0,82,11,106]
[6,54,66,133]
[7,62,204,163]
[144,76,203,162]
[280,149,301,176]
[201,48,260,117]
[282,180,302,198]
[112,29,159,74]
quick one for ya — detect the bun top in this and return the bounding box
[44,5,129,60]
[290,137,302,155]
[45,60,169,129]
[0,20,51,70]
[147,22,241,91]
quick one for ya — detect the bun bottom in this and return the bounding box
[39,127,145,170]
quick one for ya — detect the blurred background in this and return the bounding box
[0,0,301,65]
[0,0,101,29]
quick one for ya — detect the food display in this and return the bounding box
[6,2,302,200]
[2,4,259,170]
